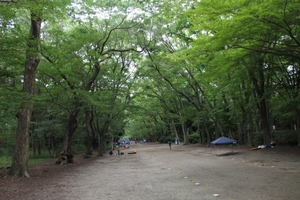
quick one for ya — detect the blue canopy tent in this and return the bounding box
[210,136,238,155]
[210,136,237,146]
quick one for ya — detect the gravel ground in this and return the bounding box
[1,143,300,200]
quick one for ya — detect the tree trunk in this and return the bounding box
[97,120,109,156]
[213,117,221,139]
[248,111,254,146]
[56,107,80,164]
[249,59,271,145]
[171,119,179,142]
[63,113,77,153]
[33,137,36,156]
[8,12,41,177]
[203,122,210,146]
[235,112,243,143]
[181,123,189,145]
[97,131,103,156]
[98,130,107,156]
[213,100,222,139]
[84,108,94,158]
[259,99,271,144]
[37,139,41,155]
[297,110,300,147]
[83,63,101,157]
[197,122,205,144]
[10,106,33,177]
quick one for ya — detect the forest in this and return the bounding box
[0,0,299,177]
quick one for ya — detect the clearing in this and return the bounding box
[1,143,300,200]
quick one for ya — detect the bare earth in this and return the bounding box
[1,143,300,200]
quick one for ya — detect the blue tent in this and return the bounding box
[210,136,237,146]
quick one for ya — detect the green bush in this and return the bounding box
[252,132,264,146]
[272,130,297,146]
[188,133,199,144]
[158,135,174,143]
[0,156,11,167]
[72,143,86,154]
[0,130,15,157]
[251,130,297,146]
[29,149,51,159]
[158,136,165,143]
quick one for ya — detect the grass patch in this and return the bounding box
[0,157,55,168]
[1,149,86,167]
[29,157,56,165]
[0,157,11,167]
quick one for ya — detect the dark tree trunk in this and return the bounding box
[98,130,106,157]
[37,139,41,155]
[203,122,210,146]
[30,112,37,156]
[214,118,221,140]
[83,63,100,157]
[52,135,57,158]
[97,120,109,156]
[197,122,205,144]
[33,137,36,156]
[181,123,189,145]
[63,112,78,153]
[249,59,271,145]
[259,99,271,144]
[47,136,52,157]
[236,113,243,143]
[8,12,41,177]
[57,108,80,164]
[84,108,95,158]
[97,131,103,157]
[171,119,179,142]
[296,110,300,147]
[248,112,254,146]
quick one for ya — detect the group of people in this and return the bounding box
[109,140,175,155]
[109,141,132,156]
[252,140,276,150]
[109,149,114,155]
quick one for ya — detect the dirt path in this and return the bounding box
[1,143,300,200]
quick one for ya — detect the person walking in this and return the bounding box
[168,141,172,150]
[109,149,114,156]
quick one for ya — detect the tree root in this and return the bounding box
[55,150,74,164]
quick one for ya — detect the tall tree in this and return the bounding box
[37,0,151,161]
[7,1,42,177]
[0,0,71,176]
[184,0,300,145]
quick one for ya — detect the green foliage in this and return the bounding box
[158,135,174,144]
[252,132,264,146]
[0,157,11,168]
[0,150,56,167]
[272,130,298,146]
[72,128,87,154]
[188,133,199,144]
[72,143,88,154]
[28,158,56,165]
[28,150,51,159]
[1,0,300,170]
[252,130,298,146]
[0,130,15,157]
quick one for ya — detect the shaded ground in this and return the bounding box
[0,143,300,200]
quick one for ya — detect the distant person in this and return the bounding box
[109,149,114,156]
[168,141,172,150]
[271,140,276,147]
